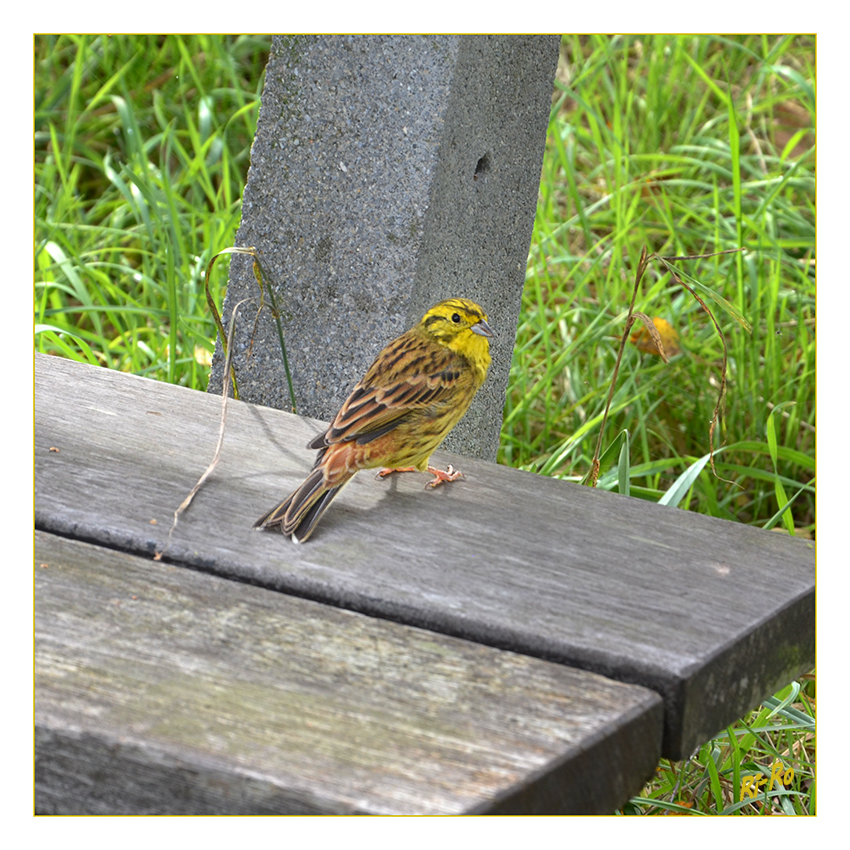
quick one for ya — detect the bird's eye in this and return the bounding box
[451,313,461,323]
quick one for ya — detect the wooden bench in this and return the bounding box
[34,353,814,814]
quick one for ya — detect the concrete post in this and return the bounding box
[210,34,559,461]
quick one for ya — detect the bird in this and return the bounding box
[254,297,493,542]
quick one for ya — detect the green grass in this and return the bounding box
[624,675,816,815]
[34,34,816,815]
[35,34,269,387]
[509,35,815,535]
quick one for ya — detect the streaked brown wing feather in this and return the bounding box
[311,330,467,448]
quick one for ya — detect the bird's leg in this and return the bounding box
[376,465,465,488]
[375,466,418,479]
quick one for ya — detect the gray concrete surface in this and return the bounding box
[210,34,559,461]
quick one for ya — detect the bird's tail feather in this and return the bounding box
[288,485,344,543]
[254,467,349,543]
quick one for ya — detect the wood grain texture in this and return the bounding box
[35,532,662,815]
[35,354,815,758]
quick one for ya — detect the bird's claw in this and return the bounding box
[425,464,464,488]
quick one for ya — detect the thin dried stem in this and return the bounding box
[654,255,737,486]
[589,246,744,489]
[155,297,251,560]
[589,246,650,487]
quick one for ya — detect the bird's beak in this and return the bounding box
[472,319,493,338]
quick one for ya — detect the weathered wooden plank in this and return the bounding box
[35,354,815,758]
[35,532,662,815]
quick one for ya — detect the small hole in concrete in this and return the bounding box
[474,153,490,180]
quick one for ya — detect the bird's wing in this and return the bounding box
[309,331,467,448]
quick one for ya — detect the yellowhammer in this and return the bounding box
[254,297,493,542]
